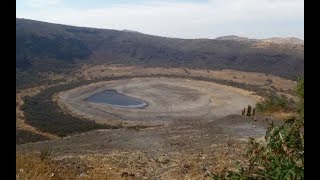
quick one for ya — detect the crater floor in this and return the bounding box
[58,77,260,126]
[18,77,274,179]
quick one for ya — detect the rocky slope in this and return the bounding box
[16,18,304,81]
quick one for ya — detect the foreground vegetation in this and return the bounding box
[256,94,295,113]
[213,78,304,179]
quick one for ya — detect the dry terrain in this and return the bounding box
[76,64,296,92]
[58,77,260,126]
[16,18,303,179]
[17,65,294,179]
[17,114,272,179]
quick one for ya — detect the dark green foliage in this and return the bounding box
[296,78,304,118]
[16,69,61,90]
[212,77,304,180]
[296,78,304,99]
[212,118,304,180]
[16,129,50,144]
[256,94,294,112]
[22,81,120,137]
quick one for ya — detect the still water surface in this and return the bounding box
[85,90,147,108]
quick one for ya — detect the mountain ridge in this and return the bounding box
[16,18,303,43]
[16,18,304,81]
[215,35,303,44]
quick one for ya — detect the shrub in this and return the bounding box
[256,95,294,112]
[212,76,304,180]
[296,78,304,118]
[212,117,304,180]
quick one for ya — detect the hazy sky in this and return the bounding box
[16,0,304,39]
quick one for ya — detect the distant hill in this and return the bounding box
[16,18,304,80]
[122,29,142,34]
[215,35,304,45]
[215,35,252,42]
[262,37,304,45]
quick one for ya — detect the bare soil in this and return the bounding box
[75,64,296,94]
[17,114,274,179]
[16,66,292,179]
[57,77,260,126]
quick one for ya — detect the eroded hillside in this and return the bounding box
[16,18,303,87]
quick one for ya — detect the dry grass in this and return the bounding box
[75,64,296,93]
[17,142,247,179]
[16,152,83,180]
[263,110,299,121]
[16,65,296,179]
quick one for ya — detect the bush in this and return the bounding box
[256,95,294,113]
[212,77,304,179]
[296,78,304,118]
[212,117,304,180]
